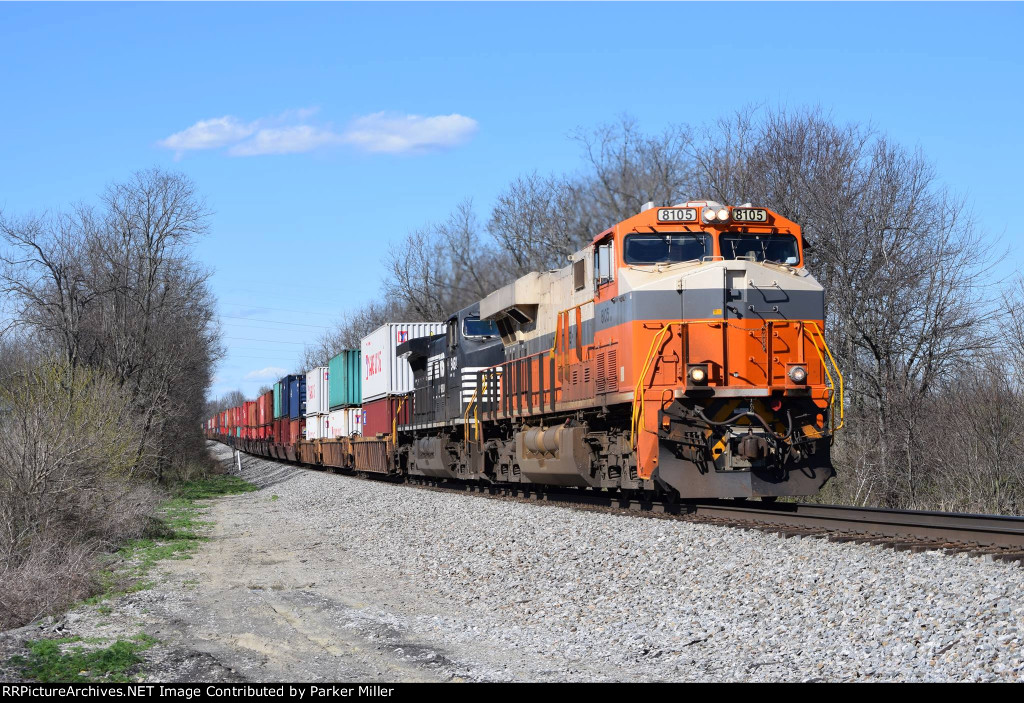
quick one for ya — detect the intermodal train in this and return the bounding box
[208,201,844,500]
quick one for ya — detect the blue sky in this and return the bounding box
[1,2,1021,399]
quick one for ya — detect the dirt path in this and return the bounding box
[0,448,481,682]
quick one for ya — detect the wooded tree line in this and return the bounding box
[0,169,221,627]
[305,107,1024,514]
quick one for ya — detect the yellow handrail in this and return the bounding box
[461,374,491,452]
[463,384,479,451]
[630,324,673,450]
[805,321,845,432]
[392,395,407,443]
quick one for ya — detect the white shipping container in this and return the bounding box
[305,366,329,416]
[327,408,362,438]
[305,414,329,440]
[361,321,445,403]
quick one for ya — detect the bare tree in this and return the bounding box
[0,168,222,480]
[384,200,505,320]
[488,174,595,274]
[572,115,696,224]
[0,207,105,369]
[300,298,410,370]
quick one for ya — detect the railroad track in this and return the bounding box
[228,446,1024,565]
[404,478,1024,565]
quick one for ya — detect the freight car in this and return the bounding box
[209,201,843,501]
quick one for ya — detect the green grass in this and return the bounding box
[83,474,257,606]
[8,633,157,683]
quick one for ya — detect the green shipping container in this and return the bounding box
[273,381,284,419]
[328,350,361,409]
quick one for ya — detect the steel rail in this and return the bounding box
[685,500,1024,549]
[218,442,1024,556]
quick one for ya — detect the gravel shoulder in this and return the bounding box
[3,441,1023,682]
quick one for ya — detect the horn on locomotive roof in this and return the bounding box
[674,199,725,209]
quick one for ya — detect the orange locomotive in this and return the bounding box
[471,200,842,499]
[207,201,842,502]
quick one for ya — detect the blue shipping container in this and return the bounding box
[278,374,300,419]
[288,375,306,420]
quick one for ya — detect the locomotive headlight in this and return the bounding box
[788,365,808,384]
[687,364,709,385]
[716,208,730,221]
[702,208,716,222]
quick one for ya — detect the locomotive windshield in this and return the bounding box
[463,316,498,338]
[720,233,799,265]
[623,233,710,264]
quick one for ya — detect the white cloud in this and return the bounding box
[245,366,288,380]
[158,110,477,158]
[341,112,479,154]
[229,126,343,157]
[158,116,256,156]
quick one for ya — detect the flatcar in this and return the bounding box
[209,200,843,501]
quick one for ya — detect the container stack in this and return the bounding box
[257,390,273,440]
[243,400,256,440]
[304,366,330,440]
[273,374,305,444]
[360,322,445,437]
[287,374,305,442]
[327,350,362,438]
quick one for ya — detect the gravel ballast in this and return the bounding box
[9,442,1018,682]
[216,444,1024,682]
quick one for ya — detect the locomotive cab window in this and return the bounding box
[624,233,711,264]
[720,233,799,265]
[463,316,498,339]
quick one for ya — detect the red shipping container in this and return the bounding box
[275,417,293,445]
[362,396,411,437]
[289,419,302,443]
[257,391,273,426]
[244,401,256,428]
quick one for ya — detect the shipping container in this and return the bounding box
[258,390,273,426]
[361,396,411,437]
[274,417,293,445]
[305,367,329,415]
[273,381,283,419]
[361,322,444,403]
[287,375,306,419]
[305,414,330,440]
[289,418,302,442]
[327,408,362,438]
[277,374,305,419]
[328,350,361,409]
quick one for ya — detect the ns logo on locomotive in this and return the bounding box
[209,201,843,501]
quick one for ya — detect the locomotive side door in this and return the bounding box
[445,316,461,421]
